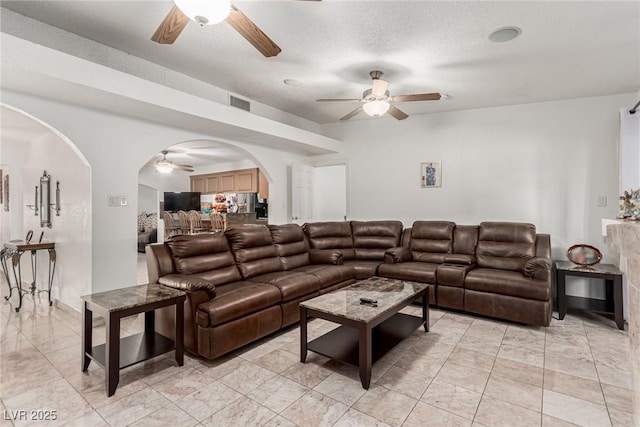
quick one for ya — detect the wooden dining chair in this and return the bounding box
[177,210,191,234]
[188,210,208,233]
[162,211,181,238]
[209,211,225,232]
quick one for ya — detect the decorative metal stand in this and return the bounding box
[1,240,56,312]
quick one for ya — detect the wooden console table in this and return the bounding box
[81,284,186,396]
[555,261,623,330]
[0,240,56,312]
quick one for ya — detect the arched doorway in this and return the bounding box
[0,104,92,311]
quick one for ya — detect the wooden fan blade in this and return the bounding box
[151,6,190,44]
[388,105,409,120]
[174,164,195,172]
[391,93,441,102]
[372,79,389,97]
[340,107,363,121]
[316,99,362,103]
[226,7,281,57]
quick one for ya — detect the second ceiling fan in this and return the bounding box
[317,71,442,121]
[152,0,319,57]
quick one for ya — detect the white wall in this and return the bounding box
[0,143,27,241]
[312,164,347,221]
[318,93,636,298]
[137,183,157,214]
[4,91,310,301]
[4,131,91,311]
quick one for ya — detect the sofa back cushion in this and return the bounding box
[453,225,479,255]
[268,224,310,270]
[476,222,536,271]
[167,234,241,285]
[409,221,455,263]
[350,221,403,260]
[225,226,283,279]
[302,222,355,260]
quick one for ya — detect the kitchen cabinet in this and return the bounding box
[190,168,260,194]
[258,170,269,199]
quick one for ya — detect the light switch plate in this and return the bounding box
[107,195,128,207]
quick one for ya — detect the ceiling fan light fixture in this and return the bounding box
[155,161,173,173]
[363,100,390,117]
[174,0,231,26]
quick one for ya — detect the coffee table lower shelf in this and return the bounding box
[307,313,422,366]
[86,332,175,370]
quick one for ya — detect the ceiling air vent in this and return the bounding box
[229,95,250,112]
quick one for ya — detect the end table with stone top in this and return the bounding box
[81,284,186,396]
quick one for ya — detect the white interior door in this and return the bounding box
[290,164,313,224]
[312,164,347,221]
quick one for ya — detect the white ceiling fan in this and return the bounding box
[154,150,194,173]
[317,70,442,121]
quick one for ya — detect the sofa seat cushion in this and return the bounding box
[343,260,381,279]
[249,272,321,302]
[377,261,438,283]
[291,265,357,289]
[197,281,282,327]
[465,268,549,301]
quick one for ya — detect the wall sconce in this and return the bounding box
[26,171,61,228]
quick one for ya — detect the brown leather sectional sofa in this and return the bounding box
[146,220,551,360]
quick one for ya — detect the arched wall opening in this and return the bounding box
[0,104,92,312]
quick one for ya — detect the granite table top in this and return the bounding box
[300,276,427,323]
[81,284,185,312]
[555,261,621,275]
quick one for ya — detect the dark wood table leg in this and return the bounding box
[82,302,92,372]
[422,290,429,332]
[105,314,120,397]
[300,306,308,363]
[145,310,155,334]
[358,325,372,389]
[175,298,184,366]
[613,276,624,330]
[557,271,567,320]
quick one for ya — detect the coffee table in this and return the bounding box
[300,277,429,389]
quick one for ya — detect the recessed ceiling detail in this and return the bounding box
[489,26,522,43]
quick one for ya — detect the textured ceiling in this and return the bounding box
[1,0,639,125]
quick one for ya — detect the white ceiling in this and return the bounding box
[147,139,249,168]
[2,0,639,125]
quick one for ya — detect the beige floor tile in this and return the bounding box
[127,404,198,427]
[60,410,108,427]
[602,383,634,413]
[541,414,580,426]
[333,408,392,427]
[281,390,349,427]
[491,357,543,387]
[202,396,277,427]
[484,374,542,411]
[403,401,472,427]
[352,385,417,427]
[0,347,63,398]
[542,369,605,405]
[544,353,599,382]
[96,387,170,427]
[314,371,368,405]
[433,361,490,393]
[496,343,544,368]
[456,334,502,357]
[4,378,93,427]
[474,395,541,427]
[421,380,482,420]
[596,363,634,390]
[335,360,392,385]
[394,352,444,378]
[66,368,148,409]
[174,381,242,422]
[542,389,611,427]
[447,347,496,373]
[376,365,432,399]
[408,339,455,362]
[194,354,245,381]
[254,348,300,374]
[247,375,309,413]
[503,326,546,347]
[263,415,297,427]
[151,367,215,402]
[608,407,634,427]
[236,342,279,361]
[281,357,339,388]
[219,360,277,394]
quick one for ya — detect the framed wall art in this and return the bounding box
[421,161,442,188]
[3,174,8,211]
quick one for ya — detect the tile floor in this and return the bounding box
[0,257,633,426]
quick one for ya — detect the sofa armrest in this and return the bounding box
[384,247,412,264]
[159,274,216,298]
[309,249,344,265]
[443,254,477,265]
[523,257,551,281]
